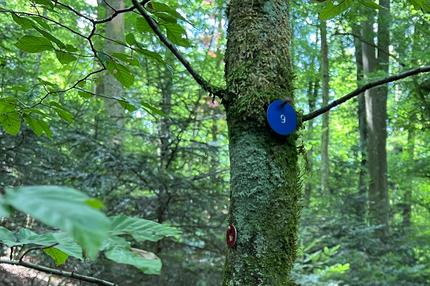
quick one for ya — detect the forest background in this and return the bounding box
[0,0,429,285]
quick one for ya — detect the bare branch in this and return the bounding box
[55,1,94,22]
[31,68,106,108]
[0,259,117,286]
[131,0,225,99]
[19,243,58,262]
[333,31,404,66]
[303,65,430,121]
[95,0,150,24]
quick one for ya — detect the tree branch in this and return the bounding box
[303,65,430,121]
[131,0,225,99]
[19,243,58,262]
[95,0,150,24]
[0,259,117,286]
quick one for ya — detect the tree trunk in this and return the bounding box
[223,1,299,285]
[320,19,330,193]
[304,79,318,206]
[100,0,125,144]
[362,0,390,239]
[402,127,415,227]
[352,23,367,220]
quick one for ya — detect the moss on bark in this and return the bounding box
[223,1,300,285]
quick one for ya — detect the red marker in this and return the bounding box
[226,224,237,248]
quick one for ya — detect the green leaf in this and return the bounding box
[51,232,83,259]
[149,2,187,22]
[34,0,52,5]
[104,246,162,274]
[110,215,180,242]
[49,102,74,122]
[163,23,191,47]
[0,227,82,260]
[141,101,166,117]
[0,112,21,136]
[34,26,66,49]
[125,33,137,45]
[410,0,430,12]
[55,50,77,65]
[4,186,110,259]
[16,35,54,53]
[111,53,139,67]
[118,100,137,112]
[55,108,73,122]
[33,17,51,30]
[0,227,16,246]
[33,0,54,8]
[0,97,17,113]
[153,12,178,23]
[38,118,52,138]
[320,0,354,20]
[11,13,35,29]
[78,91,94,99]
[106,60,134,88]
[16,228,55,245]
[64,44,78,52]
[137,48,165,64]
[43,247,69,266]
[135,18,152,33]
[24,115,43,136]
[85,198,105,210]
[24,115,51,137]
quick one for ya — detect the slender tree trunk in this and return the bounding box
[223,1,300,285]
[362,1,390,239]
[402,127,415,227]
[100,0,125,144]
[304,80,318,206]
[320,20,330,193]
[352,23,367,219]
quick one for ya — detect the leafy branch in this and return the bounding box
[0,186,181,284]
[132,0,226,99]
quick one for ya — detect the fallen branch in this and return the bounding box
[0,259,117,286]
[303,65,430,121]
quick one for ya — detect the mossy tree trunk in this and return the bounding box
[223,1,300,285]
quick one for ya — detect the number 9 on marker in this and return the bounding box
[267,99,297,136]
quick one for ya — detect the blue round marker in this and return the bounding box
[267,99,297,136]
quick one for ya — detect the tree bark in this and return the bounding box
[304,79,318,206]
[320,20,330,193]
[223,1,299,285]
[402,127,415,227]
[362,0,390,239]
[100,0,125,144]
[352,23,367,220]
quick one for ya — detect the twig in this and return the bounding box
[131,0,226,99]
[31,68,106,108]
[0,8,86,39]
[303,65,430,121]
[55,1,94,22]
[0,259,117,286]
[19,243,59,262]
[333,31,404,66]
